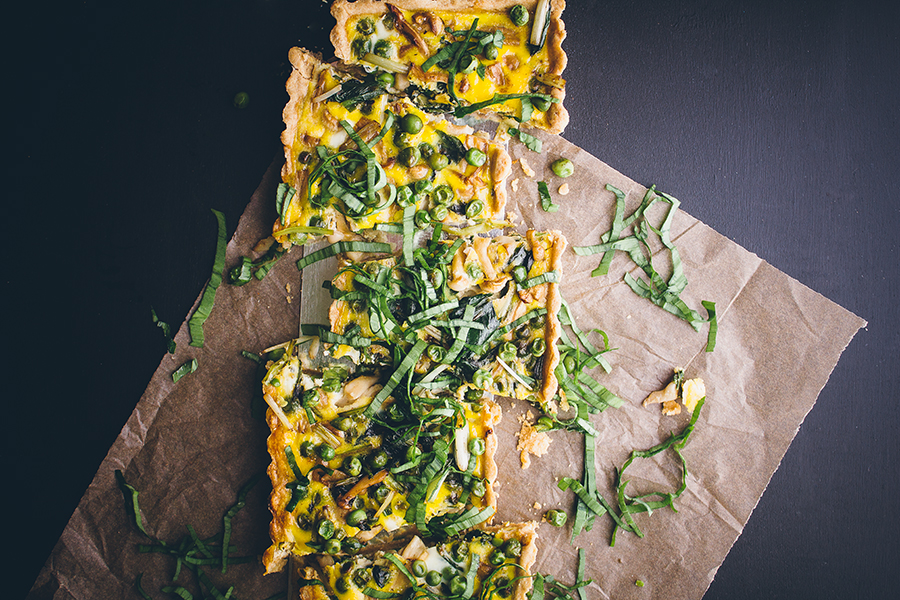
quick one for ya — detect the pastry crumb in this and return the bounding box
[558,183,570,195]
[515,411,552,469]
[511,178,519,192]
[519,157,535,178]
[533,502,542,510]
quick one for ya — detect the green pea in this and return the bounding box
[433,184,453,204]
[563,354,577,374]
[442,566,456,581]
[470,478,486,497]
[430,204,448,222]
[351,37,371,59]
[491,534,505,547]
[345,456,363,477]
[346,509,367,527]
[394,130,414,147]
[270,378,281,388]
[398,146,421,167]
[499,342,517,363]
[452,541,469,562]
[512,265,527,282]
[414,209,431,229]
[509,5,529,27]
[414,179,434,195]
[465,388,483,402]
[396,185,415,206]
[324,537,342,554]
[449,575,467,596]
[335,576,352,593]
[532,96,552,112]
[300,440,316,457]
[418,142,436,158]
[468,438,486,456]
[375,71,395,87]
[550,158,575,178]
[465,200,484,219]
[425,570,442,586]
[233,91,250,109]
[317,444,336,461]
[429,152,450,171]
[356,17,375,35]
[317,519,335,539]
[335,417,353,431]
[530,337,546,357]
[459,55,478,74]
[411,559,427,577]
[489,549,506,565]
[373,39,393,58]
[374,484,390,502]
[484,44,499,60]
[545,509,568,527]
[400,113,424,134]
[504,539,522,558]
[465,147,486,167]
[369,450,389,469]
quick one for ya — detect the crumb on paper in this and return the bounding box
[533,502,542,510]
[558,183,570,195]
[519,157,535,178]
[515,411,552,469]
[643,371,707,415]
[511,178,519,192]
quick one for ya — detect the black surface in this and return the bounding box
[7,1,898,598]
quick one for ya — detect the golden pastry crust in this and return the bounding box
[330,0,568,133]
[540,229,566,408]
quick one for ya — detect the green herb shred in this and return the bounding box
[172,358,198,383]
[188,209,228,348]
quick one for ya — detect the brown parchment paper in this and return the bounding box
[28,131,865,600]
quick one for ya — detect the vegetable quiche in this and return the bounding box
[326,229,567,411]
[293,523,538,600]
[330,0,568,133]
[276,48,513,249]
[262,337,502,574]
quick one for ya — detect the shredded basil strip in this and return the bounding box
[188,209,228,347]
[275,182,296,226]
[296,241,392,271]
[365,339,429,417]
[172,358,198,383]
[115,470,150,537]
[361,587,401,599]
[577,548,589,600]
[702,300,718,352]
[520,270,558,289]
[508,126,542,153]
[454,92,558,118]
[151,307,176,354]
[240,350,261,364]
[221,473,261,573]
[537,180,559,212]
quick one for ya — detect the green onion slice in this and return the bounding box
[537,180,559,212]
[172,358,198,383]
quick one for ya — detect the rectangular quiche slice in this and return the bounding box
[330,0,568,133]
[276,47,513,250]
[293,522,539,600]
[326,229,567,412]
[262,337,502,574]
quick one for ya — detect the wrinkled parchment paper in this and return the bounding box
[28,132,865,600]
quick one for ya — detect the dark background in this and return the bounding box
[6,0,898,598]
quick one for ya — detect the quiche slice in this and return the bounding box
[262,337,502,574]
[327,229,567,412]
[276,48,512,250]
[330,0,568,133]
[293,522,538,600]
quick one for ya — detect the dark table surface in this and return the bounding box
[7,1,898,598]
